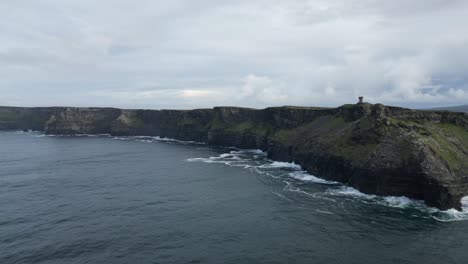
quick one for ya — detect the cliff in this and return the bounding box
[1,104,467,210]
[0,106,51,131]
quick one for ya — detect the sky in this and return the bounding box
[1,0,468,109]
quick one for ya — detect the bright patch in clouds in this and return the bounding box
[1,0,467,109]
[180,89,217,98]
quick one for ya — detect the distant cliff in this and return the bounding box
[1,104,467,211]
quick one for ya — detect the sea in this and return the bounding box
[1,131,468,264]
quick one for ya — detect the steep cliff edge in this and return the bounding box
[1,104,467,210]
[0,106,51,131]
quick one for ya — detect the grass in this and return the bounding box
[271,115,380,162]
[386,116,468,169]
[326,118,381,161]
[226,121,272,135]
[421,123,468,170]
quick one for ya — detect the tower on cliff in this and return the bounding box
[358,96,364,104]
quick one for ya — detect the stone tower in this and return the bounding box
[358,96,364,104]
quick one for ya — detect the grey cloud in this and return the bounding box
[0,0,467,109]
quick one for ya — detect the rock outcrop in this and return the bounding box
[1,103,467,210]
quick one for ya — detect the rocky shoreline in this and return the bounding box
[1,104,467,210]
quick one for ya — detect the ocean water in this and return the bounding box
[1,131,468,264]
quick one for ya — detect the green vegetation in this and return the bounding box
[273,116,346,144]
[208,116,274,138]
[326,117,381,162]
[387,115,467,169]
[0,110,19,121]
[382,116,468,169]
[421,123,468,170]
[387,117,433,137]
[331,141,379,162]
[226,121,273,135]
[272,115,380,162]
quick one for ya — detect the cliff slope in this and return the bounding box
[1,104,467,210]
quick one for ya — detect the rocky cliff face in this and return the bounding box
[0,106,51,131]
[1,104,467,210]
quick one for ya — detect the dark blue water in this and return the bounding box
[1,131,468,264]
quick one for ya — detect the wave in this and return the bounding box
[230,149,264,155]
[35,133,112,137]
[30,133,205,145]
[431,197,468,222]
[186,150,261,168]
[259,161,301,170]
[382,196,415,208]
[112,135,204,145]
[185,157,230,164]
[0,130,44,135]
[327,186,426,209]
[188,151,339,185]
[289,171,337,185]
[326,186,377,199]
[27,132,468,222]
[186,149,468,222]
[326,186,468,222]
[38,134,206,145]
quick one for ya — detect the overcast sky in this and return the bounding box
[1,0,467,109]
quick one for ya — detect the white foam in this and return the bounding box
[433,210,466,222]
[378,195,468,222]
[381,196,416,208]
[184,148,468,222]
[326,186,429,209]
[219,153,242,160]
[34,133,58,137]
[462,196,468,209]
[229,149,265,155]
[430,196,468,222]
[327,186,376,199]
[259,161,301,170]
[112,136,130,140]
[316,209,334,215]
[288,171,337,185]
[253,168,281,178]
[186,149,267,168]
[324,187,468,222]
[109,135,205,145]
[283,182,338,202]
[69,133,111,137]
[152,136,179,142]
[186,157,226,164]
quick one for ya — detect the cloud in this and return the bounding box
[1,0,468,109]
[237,75,288,106]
